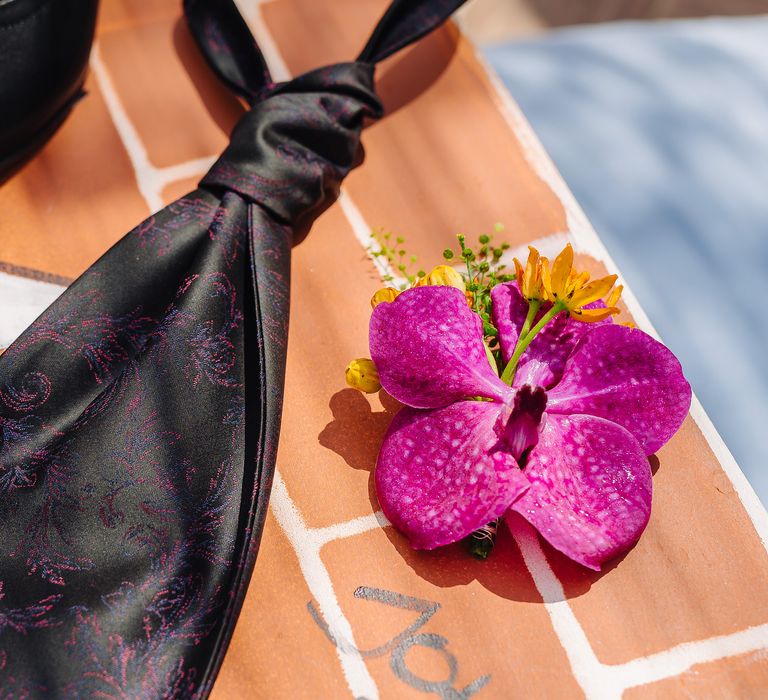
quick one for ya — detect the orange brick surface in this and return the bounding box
[1,1,766,698]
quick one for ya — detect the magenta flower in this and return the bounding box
[371,283,691,570]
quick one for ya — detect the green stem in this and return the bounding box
[464,258,478,313]
[498,300,539,384]
[518,299,541,341]
[500,302,565,385]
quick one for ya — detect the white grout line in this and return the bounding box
[511,518,768,698]
[310,510,391,548]
[338,190,407,287]
[510,518,621,700]
[234,0,292,82]
[90,42,216,213]
[614,621,768,690]
[270,471,379,699]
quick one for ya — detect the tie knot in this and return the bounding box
[201,62,382,239]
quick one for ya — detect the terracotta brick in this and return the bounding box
[97,0,179,35]
[161,175,206,206]
[211,512,351,699]
[263,0,568,265]
[260,0,384,72]
[98,16,242,169]
[0,75,148,279]
[625,650,768,699]
[547,417,768,665]
[319,525,585,698]
[275,204,397,527]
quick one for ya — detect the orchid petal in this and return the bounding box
[547,324,691,454]
[509,413,652,570]
[370,286,509,409]
[491,282,611,389]
[490,281,529,358]
[375,402,529,550]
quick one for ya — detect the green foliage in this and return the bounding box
[369,226,516,368]
[445,229,516,365]
[369,229,423,290]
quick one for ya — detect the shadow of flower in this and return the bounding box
[319,388,401,513]
[319,388,401,473]
[319,387,661,602]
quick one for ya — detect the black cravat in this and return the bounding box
[0,0,466,696]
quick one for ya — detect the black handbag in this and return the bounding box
[0,0,99,177]
[0,0,466,696]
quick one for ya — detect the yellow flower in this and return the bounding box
[414,265,466,292]
[513,246,547,300]
[370,287,400,308]
[345,358,381,393]
[541,244,621,322]
[605,284,623,309]
[370,266,467,310]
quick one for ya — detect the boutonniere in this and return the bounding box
[346,232,691,571]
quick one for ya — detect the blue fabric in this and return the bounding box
[483,17,768,504]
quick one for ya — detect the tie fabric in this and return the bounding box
[0,0,466,696]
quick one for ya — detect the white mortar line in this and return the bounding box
[511,517,768,698]
[90,42,216,213]
[234,0,292,82]
[270,471,379,699]
[510,518,620,700]
[613,622,768,690]
[338,190,407,287]
[157,155,217,185]
[310,510,391,547]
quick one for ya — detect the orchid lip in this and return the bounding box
[498,384,547,463]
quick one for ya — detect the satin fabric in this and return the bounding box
[0,0,465,696]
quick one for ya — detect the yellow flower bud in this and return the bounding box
[345,358,381,393]
[414,265,466,292]
[513,246,548,301]
[370,287,400,308]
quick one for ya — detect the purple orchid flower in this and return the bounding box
[370,283,691,570]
